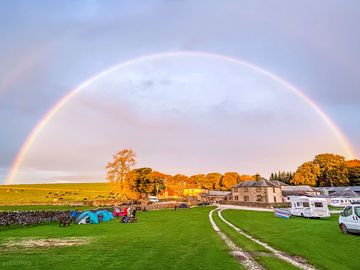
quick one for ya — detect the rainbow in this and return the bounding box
[5,51,356,184]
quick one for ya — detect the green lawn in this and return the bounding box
[212,211,298,270]
[0,207,243,270]
[222,210,360,270]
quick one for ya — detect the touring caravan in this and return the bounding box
[330,197,358,208]
[290,196,330,218]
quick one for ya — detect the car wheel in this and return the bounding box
[340,224,348,234]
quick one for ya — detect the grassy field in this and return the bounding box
[222,210,360,270]
[212,211,298,270]
[0,183,112,205]
[0,207,242,270]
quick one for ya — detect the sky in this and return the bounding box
[0,0,360,184]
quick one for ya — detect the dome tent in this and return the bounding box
[77,211,98,224]
[95,210,114,222]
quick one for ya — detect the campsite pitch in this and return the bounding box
[0,207,242,270]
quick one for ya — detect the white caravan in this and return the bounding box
[290,196,330,218]
[339,202,360,234]
[330,197,358,208]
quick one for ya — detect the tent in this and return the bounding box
[76,211,99,224]
[95,210,114,222]
[178,203,189,208]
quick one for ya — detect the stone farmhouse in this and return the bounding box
[231,179,287,205]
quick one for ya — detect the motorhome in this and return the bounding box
[289,196,330,218]
[330,197,358,208]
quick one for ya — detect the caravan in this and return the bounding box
[330,197,358,208]
[290,196,330,218]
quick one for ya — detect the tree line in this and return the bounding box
[269,171,294,184]
[290,153,360,187]
[106,150,360,200]
[106,149,255,200]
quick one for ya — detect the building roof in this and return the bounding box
[233,179,280,188]
[329,191,359,198]
[283,185,317,192]
[317,186,360,192]
[269,180,288,186]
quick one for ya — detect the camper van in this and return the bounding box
[338,202,360,234]
[290,196,330,218]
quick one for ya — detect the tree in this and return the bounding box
[204,173,223,190]
[189,174,206,189]
[149,171,169,195]
[345,160,360,186]
[131,167,154,199]
[106,149,136,200]
[314,153,349,186]
[291,162,320,186]
[170,174,189,195]
[221,172,240,190]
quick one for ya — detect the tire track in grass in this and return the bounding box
[209,209,264,270]
[218,209,317,270]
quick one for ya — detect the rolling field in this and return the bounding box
[0,183,112,205]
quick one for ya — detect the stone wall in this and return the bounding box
[0,211,69,226]
[219,200,289,208]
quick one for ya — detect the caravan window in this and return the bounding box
[303,202,309,207]
[314,202,323,208]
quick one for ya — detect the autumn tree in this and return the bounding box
[106,149,136,200]
[291,161,320,186]
[204,173,223,190]
[149,171,169,196]
[189,174,206,189]
[221,172,240,190]
[314,153,349,186]
[345,160,360,186]
[170,174,189,195]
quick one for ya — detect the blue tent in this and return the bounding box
[95,210,114,222]
[77,211,98,224]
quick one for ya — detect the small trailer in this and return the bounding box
[289,196,330,218]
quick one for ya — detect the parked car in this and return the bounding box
[339,202,360,234]
[289,196,330,218]
[148,196,159,203]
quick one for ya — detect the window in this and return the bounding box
[256,195,262,202]
[297,202,301,207]
[234,188,238,192]
[234,196,239,201]
[343,206,353,217]
[274,196,277,203]
[273,188,276,193]
[244,196,249,202]
[244,188,249,192]
[303,202,309,207]
[355,207,360,218]
[314,202,323,208]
